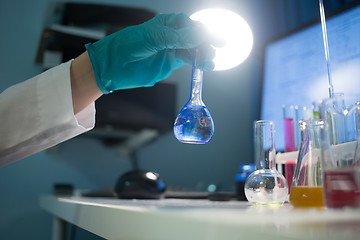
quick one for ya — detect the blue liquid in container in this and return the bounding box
[174,105,214,144]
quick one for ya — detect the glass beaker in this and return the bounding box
[244,120,289,205]
[173,50,214,144]
[319,95,360,208]
[289,120,325,208]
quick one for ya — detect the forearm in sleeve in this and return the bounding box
[0,61,95,166]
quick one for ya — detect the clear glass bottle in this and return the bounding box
[173,50,214,144]
[244,120,289,205]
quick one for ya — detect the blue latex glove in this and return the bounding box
[85,13,218,94]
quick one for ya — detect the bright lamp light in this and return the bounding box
[190,8,253,71]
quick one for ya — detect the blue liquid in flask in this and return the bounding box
[174,105,214,144]
[174,51,214,144]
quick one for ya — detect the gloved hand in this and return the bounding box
[85,13,219,94]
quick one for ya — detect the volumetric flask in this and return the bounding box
[244,120,289,205]
[319,95,360,208]
[289,120,325,208]
[173,50,214,144]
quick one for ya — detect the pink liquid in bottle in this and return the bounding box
[323,168,360,208]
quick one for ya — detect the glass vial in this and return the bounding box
[282,105,296,152]
[244,120,289,205]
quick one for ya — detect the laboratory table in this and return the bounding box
[39,195,360,240]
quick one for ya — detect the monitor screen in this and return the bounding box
[95,82,176,133]
[260,4,360,152]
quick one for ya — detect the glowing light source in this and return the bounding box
[191,8,253,71]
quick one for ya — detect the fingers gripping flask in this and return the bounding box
[245,120,289,205]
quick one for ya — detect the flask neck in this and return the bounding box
[257,149,276,170]
[188,66,204,106]
[254,120,276,170]
[187,49,204,106]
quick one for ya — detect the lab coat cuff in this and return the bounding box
[74,102,96,130]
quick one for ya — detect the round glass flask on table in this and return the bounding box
[173,51,214,144]
[244,120,289,205]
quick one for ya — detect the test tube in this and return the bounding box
[282,105,295,152]
[294,106,302,151]
[312,101,320,120]
[283,105,296,194]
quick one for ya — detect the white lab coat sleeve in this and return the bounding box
[0,60,95,166]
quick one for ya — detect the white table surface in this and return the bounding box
[39,195,360,240]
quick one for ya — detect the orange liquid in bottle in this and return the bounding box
[289,186,324,208]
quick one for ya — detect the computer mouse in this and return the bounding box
[114,170,166,199]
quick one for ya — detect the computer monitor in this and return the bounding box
[95,82,177,133]
[260,3,360,152]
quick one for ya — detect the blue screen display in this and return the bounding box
[261,5,360,151]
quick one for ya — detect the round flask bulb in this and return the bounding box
[244,169,289,205]
[174,105,214,144]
